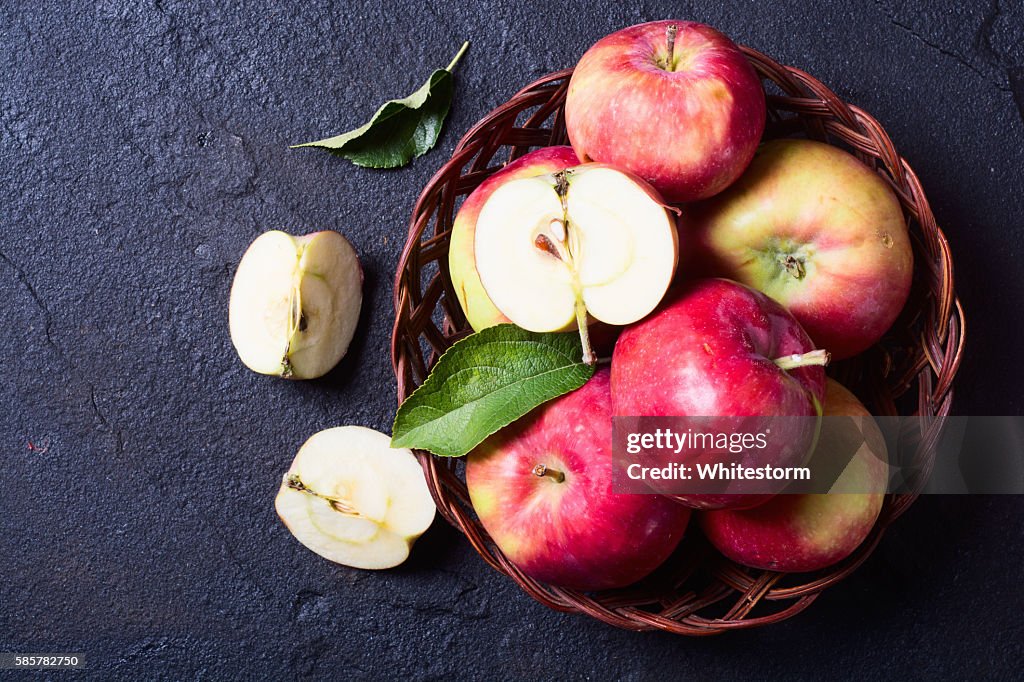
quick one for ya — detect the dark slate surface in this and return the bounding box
[2,0,1022,679]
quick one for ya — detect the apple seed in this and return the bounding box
[534,234,563,260]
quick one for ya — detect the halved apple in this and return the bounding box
[474,165,678,362]
[275,426,436,570]
[449,146,581,331]
[229,230,362,379]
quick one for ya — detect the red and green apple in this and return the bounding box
[611,278,827,509]
[473,164,679,363]
[684,139,913,359]
[449,146,580,331]
[565,20,766,202]
[466,369,691,591]
[700,379,888,572]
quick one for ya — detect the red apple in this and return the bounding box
[684,139,913,359]
[448,146,580,331]
[699,379,888,572]
[565,20,766,202]
[611,278,827,509]
[465,369,691,591]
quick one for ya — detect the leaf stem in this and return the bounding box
[446,41,470,72]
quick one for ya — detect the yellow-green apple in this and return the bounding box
[565,20,766,202]
[229,230,362,379]
[466,369,691,591]
[684,139,912,359]
[275,426,436,570]
[449,146,580,331]
[474,164,678,363]
[699,379,887,572]
[611,278,827,509]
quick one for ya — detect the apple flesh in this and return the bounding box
[465,369,691,591]
[229,230,362,379]
[565,20,766,202]
[611,278,827,509]
[700,379,888,572]
[449,146,580,331]
[474,164,678,362]
[275,426,436,570]
[685,139,913,359]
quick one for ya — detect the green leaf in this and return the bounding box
[291,42,469,168]
[391,324,595,457]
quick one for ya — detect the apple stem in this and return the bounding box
[575,298,596,365]
[665,24,678,71]
[554,170,570,205]
[446,41,470,72]
[286,474,359,516]
[532,464,565,483]
[773,349,831,371]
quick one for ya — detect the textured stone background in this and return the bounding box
[2,0,1022,678]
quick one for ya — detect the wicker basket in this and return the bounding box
[391,46,965,634]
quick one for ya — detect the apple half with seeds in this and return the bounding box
[229,230,362,379]
[449,146,581,331]
[275,426,436,570]
[474,164,678,362]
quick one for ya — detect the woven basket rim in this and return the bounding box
[390,44,965,635]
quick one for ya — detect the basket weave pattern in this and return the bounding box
[391,47,965,634]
